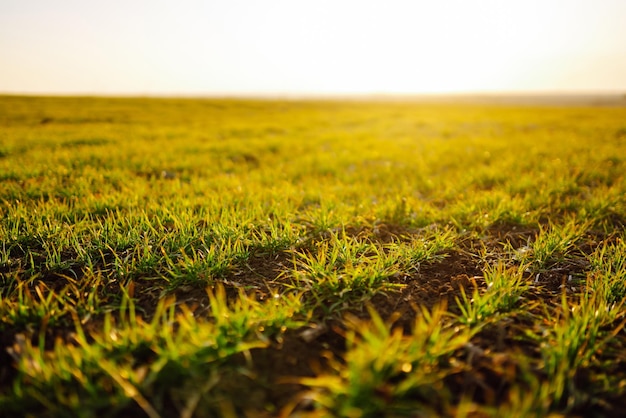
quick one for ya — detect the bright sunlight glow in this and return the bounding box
[1,0,625,96]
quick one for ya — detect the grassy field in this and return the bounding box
[1,95,626,417]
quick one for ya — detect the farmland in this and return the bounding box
[1,95,626,417]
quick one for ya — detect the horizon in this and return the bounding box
[2,91,625,101]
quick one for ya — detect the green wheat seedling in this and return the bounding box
[523,288,626,412]
[296,305,472,417]
[162,237,248,288]
[291,233,402,313]
[455,262,528,327]
[516,219,590,272]
[5,283,303,417]
[393,227,457,271]
[493,370,556,418]
[588,236,626,305]
[0,276,75,329]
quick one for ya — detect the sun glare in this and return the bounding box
[0,0,625,94]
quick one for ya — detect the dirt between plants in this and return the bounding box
[365,251,484,323]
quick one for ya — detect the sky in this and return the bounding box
[1,0,626,96]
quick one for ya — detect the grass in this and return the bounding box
[455,262,528,328]
[1,95,626,416]
[295,305,472,417]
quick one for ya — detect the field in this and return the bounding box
[1,95,626,417]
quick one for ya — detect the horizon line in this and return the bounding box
[2,90,626,105]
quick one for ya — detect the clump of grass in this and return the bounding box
[513,219,590,271]
[455,262,528,327]
[4,283,303,417]
[0,273,107,331]
[393,226,457,270]
[587,236,626,305]
[294,305,472,417]
[162,237,248,288]
[524,289,626,412]
[291,232,402,314]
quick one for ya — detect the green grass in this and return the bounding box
[1,95,626,417]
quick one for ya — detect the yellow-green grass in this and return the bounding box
[1,95,626,417]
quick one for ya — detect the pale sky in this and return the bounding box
[1,0,625,96]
